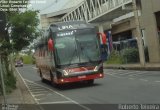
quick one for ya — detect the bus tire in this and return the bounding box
[50,71,53,82]
[39,69,45,82]
[50,71,58,87]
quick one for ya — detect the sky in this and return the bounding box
[28,0,57,12]
[28,0,84,14]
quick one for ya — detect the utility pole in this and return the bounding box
[133,0,145,66]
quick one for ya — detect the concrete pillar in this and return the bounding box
[98,24,104,45]
[98,24,104,33]
[132,29,147,47]
[133,0,145,66]
[141,0,160,63]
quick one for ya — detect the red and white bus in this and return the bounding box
[34,21,106,86]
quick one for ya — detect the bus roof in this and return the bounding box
[35,21,96,49]
[49,21,95,32]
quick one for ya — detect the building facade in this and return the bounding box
[140,0,160,63]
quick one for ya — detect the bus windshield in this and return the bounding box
[54,28,100,66]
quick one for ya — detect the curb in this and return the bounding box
[14,68,36,104]
[14,68,44,110]
[104,65,160,71]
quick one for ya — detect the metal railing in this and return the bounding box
[61,0,132,22]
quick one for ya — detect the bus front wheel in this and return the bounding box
[39,69,45,82]
[50,71,59,87]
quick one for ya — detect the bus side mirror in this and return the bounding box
[48,38,54,51]
[97,32,108,61]
[97,32,107,45]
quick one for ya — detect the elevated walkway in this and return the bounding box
[61,0,133,23]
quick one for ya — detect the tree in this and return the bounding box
[9,10,39,51]
[0,0,39,93]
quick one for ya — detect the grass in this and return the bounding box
[105,51,124,64]
[22,55,33,64]
[14,54,35,65]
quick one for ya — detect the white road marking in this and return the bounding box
[106,72,151,82]
[17,68,90,110]
[31,91,49,94]
[32,67,38,69]
[107,72,121,75]
[155,81,160,83]
[118,71,138,75]
[129,72,146,77]
[40,101,72,104]
[139,79,148,82]
[129,78,135,80]
[106,73,123,78]
[33,94,45,97]
[35,99,41,101]
[15,68,39,104]
[24,79,91,110]
[15,68,45,110]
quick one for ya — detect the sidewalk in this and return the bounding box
[104,63,160,71]
[0,68,41,110]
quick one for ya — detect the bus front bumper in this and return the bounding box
[54,73,104,84]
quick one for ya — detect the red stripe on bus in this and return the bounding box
[54,73,104,84]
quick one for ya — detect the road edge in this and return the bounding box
[15,68,37,104]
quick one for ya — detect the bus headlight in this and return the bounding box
[94,66,99,72]
[63,70,69,76]
[94,63,103,72]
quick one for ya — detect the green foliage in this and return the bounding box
[14,54,34,64]
[4,71,17,93]
[106,51,124,64]
[0,1,37,94]
[106,48,140,64]
[9,10,39,51]
[22,55,34,64]
[122,48,139,63]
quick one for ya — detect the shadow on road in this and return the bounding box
[35,79,102,91]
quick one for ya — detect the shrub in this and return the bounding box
[122,48,139,63]
[22,55,34,64]
[106,51,124,64]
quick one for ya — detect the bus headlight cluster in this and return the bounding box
[94,66,99,72]
[94,63,103,72]
[63,70,69,76]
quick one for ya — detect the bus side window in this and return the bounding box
[39,50,41,57]
[41,50,43,57]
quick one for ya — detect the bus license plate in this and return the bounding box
[78,75,86,79]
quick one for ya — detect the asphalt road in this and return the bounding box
[16,65,160,110]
